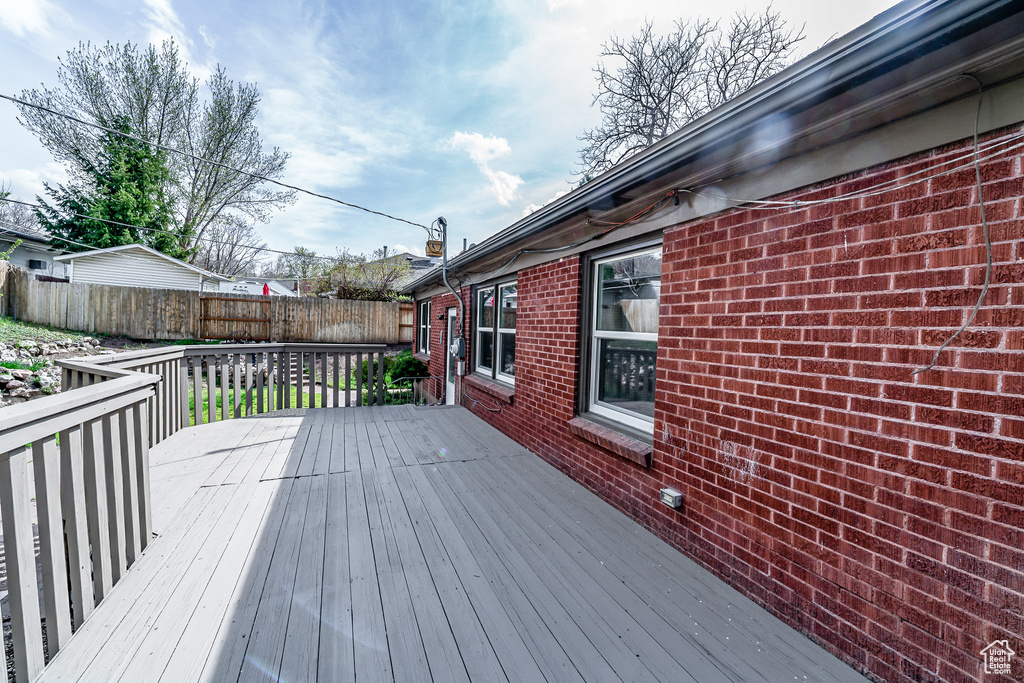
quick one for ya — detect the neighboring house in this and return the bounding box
[407,2,1024,682]
[54,244,231,292]
[224,279,297,297]
[0,226,67,278]
[392,252,438,291]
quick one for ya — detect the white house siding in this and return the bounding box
[70,248,202,291]
[0,240,66,278]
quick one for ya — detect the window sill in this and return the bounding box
[414,351,429,361]
[464,374,514,405]
[568,416,652,468]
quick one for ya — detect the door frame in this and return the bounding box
[445,307,457,405]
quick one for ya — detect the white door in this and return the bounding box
[445,308,457,404]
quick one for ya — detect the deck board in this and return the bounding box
[38,406,868,683]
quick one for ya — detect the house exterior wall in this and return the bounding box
[423,127,1024,683]
[0,240,66,278]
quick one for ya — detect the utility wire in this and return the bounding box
[912,75,992,374]
[0,92,430,232]
[0,195,351,266]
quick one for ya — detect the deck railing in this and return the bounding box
[382,375,445,406]
[0,341,389,682]
[0,367,159,682]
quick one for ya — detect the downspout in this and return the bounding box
[438,217,466,389]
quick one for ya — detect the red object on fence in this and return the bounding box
[263,283,270,296]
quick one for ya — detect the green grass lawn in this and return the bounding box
[187,384,325,426]
[0,315,91,345]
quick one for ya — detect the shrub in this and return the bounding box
[389,349,429,380]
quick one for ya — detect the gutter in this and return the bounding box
[405,0,1021,293]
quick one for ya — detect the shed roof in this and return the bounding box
[54,243,232,282]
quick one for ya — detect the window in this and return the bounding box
[475,281,516,383]
[417,300,431,355]
[587,245,661,432]
[27,259,45,270]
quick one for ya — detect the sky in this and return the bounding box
[0,0,903,267]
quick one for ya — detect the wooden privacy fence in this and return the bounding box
[0,341,393,682]
[2,264,408,343]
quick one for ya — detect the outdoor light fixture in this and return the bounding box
[659,487,683,509]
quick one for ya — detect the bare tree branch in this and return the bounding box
[577,9,804,179]
[15,40,295,261]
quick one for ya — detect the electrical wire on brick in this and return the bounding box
[486,120,1021,282]
[912,74,992,375]
[680,123,1024,211]
[0,92,430,232]
[462,385,503,412]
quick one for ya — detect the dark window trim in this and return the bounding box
[471,277,517,386]
[577,235,662,433]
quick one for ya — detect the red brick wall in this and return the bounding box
[428,127,1024,683]
[654,129,1024,683]
[419,289,472,398]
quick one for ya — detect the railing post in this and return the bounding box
[0,446,46,682]
[180,361,190,429]
[60,425,93,627]
[102,412,128,583]
[356,352,363,407]
[345,353,352,407]
[32,436,73,655]
[83,418,113,601]
[121,405,143,566]
[256,352,265,414]
[133,400,153,547]
[206,355,216,424]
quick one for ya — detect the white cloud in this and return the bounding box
[392,243,424,257]
[522,189,569,217]
[198,26,217,51]
[448,132,523,206]
[449,131,512,165]
[0,0,56,37]
[143,0,187,45]
[546,0,584,10]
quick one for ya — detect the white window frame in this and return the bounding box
[588,245,661,433]
[474,280,516,385]
[417,299,431,355]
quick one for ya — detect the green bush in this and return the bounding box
[389,349,429,380]
[356,354,393,386]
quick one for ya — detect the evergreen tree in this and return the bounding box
[36,117,193,259]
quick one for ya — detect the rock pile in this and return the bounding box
[0,336,103,405]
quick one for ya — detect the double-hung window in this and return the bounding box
[587,245,661,432]
[417,300,430,355]
[475,281,516,383]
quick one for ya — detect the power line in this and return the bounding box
[0,195,350,265]
[0,92,431,232]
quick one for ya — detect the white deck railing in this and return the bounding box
[0,342,388,682]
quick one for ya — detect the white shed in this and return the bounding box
[53,244,231,292]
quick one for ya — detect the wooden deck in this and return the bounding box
[38,406,866,682]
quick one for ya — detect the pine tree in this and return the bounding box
[36,117,193,260]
